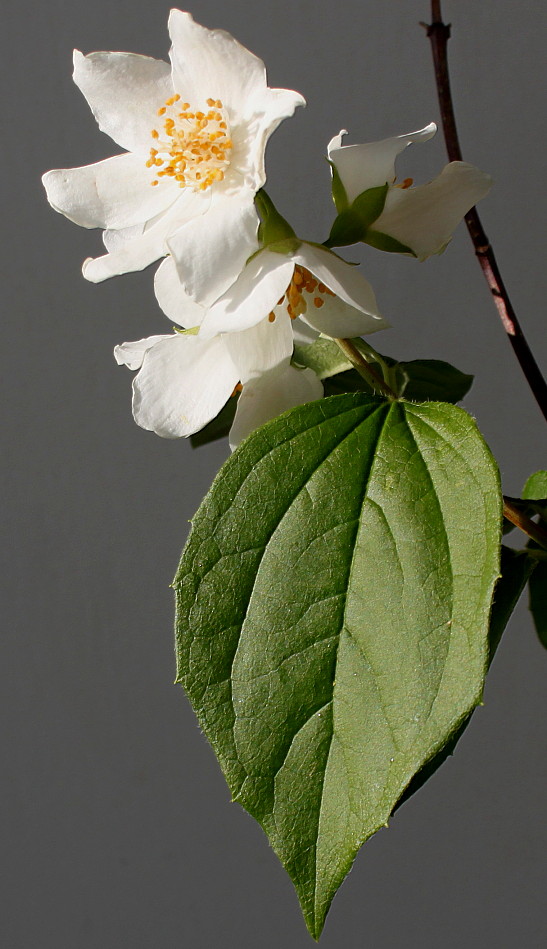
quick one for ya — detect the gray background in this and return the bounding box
[3,1,547,946]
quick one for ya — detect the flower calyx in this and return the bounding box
[255,189,301,255]
[325,179,415,254]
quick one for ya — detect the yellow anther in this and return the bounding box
[148,93,232,191]
[151,180,159,186]
[268,312,276,323]
[313,297,324,308]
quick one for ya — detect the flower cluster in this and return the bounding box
[42,9,491,448]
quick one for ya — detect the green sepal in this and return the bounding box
[364,229,416,256]
[326,158,349,212]
[325,184,388,248]
[255,189,297,246]
[174,325,199,336]
[266,237,302,256]
[325,208,367,248]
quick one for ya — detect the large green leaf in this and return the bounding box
[396,545,535,808]
[174,393,501,938]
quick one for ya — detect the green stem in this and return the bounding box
[333,337,397,400]
[353,339,399,391]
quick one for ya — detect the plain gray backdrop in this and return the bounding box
[3,1,547,946]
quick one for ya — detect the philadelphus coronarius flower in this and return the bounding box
[327,123,492,259]
[114,256,322,449]
[42,9,304,298]
[115,245,388,448]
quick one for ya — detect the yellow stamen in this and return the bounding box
[148,93,233,190]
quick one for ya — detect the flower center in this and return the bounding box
[268,266,335,322]
[147,95,233,191]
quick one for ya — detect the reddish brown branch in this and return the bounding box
[424,2,547,422]
[503,498,547,550]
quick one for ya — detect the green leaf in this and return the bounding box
[396,546,535,807]
[174,394,501,938]
[326,158,349,213]
[292,338,352,379]
[398,358,474,403]
[522,470,547,500]
[190,396,238,448]
[298,338,473,404]
[364,229,416,256]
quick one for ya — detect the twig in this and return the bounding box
[503,497,547,550]
[423,2,547,422]
[334,338,397,400]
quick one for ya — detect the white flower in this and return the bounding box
[114,258,322,449]
[327,123,492,259]
[198,241,390,340]
[42,9,304,301]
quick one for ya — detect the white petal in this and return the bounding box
[300,292,390,339]
[374,161,493,260]
[102,223,145,252]
[229,365,323,449]
[292,319,320,345]
[294,244,385,330]
[167,193,259,306]
[237,86,306,189]
[327,123,437,203]
[73,50,173,154]
[154,257,206,328]
[82,188,209,282]
[200,250,294,338]
[168,10,267,112]
[114,335,172,370]
[225,311,293,383]
[42,153,176,230]
[132,334,239,437]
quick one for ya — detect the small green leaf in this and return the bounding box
[292,337,352,379]
[309,343,473,405]
[522,470,547,502]
[255,189,297,246]
[529,561,547,648]
[364,229,416,256]
[398,358,474,403]
[190,396,238,448]
[174,394,501,938]
[326,158,349,212]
